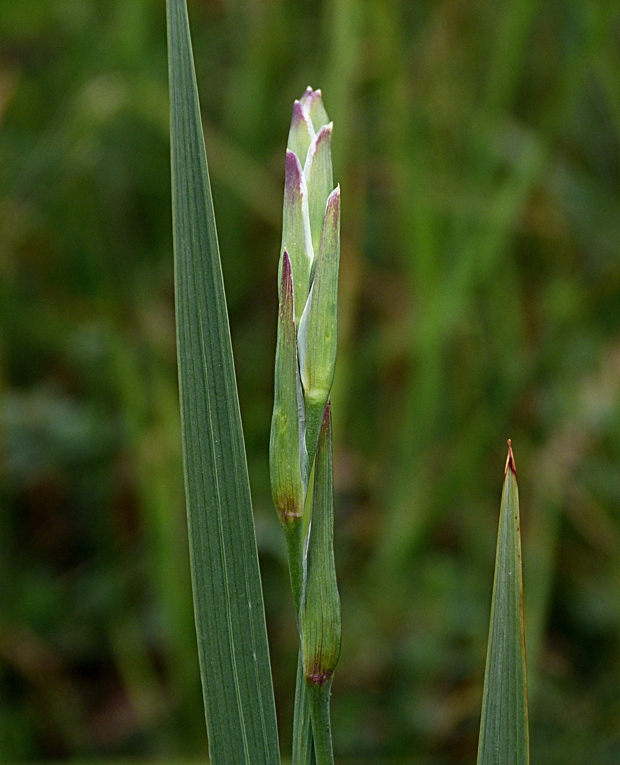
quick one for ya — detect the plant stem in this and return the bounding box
[293,655,316,765]
[306,679,335,765]
[285,519,316,765]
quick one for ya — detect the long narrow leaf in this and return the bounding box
[166,2,280,763]
[477,441,529,765]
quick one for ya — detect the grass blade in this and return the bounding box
[166,1,280,763]
[477,441,529,765]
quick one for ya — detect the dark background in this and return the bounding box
[2,0,620,762]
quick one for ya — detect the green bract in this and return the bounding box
[299,186,340,464]
[270,251,305,530]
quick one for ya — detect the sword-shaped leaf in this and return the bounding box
[166,2,280,763]
[477,441,529,765]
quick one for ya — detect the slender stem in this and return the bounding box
[285,520,316,765]
[301,406,339,765]
[292,654,316,765]
[284,521,304,616]
[304,398,326,480]
[306,679,335,765]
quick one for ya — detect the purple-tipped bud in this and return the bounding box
[303,88,330,132]
[282,150,313,324]
[287,99,314,166]
[299,86,314,106]
[284,149,304,203]
[304,123,334,257]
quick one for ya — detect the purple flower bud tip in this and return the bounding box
[326,184,341,216]
[315,122,333,146]
[285,149,304,190]
[290,99,304,126]
[301,87,324,109]
[300,86,314,105]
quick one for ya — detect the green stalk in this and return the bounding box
[292,656,316,765]
[306,679,334,765]
[269,249,314,764]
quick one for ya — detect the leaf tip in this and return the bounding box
[505,439,518,481]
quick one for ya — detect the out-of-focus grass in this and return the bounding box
[2,0,620,763]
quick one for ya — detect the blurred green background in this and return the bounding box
[2,0,620,762]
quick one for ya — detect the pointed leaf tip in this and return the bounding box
[505,439,517,480]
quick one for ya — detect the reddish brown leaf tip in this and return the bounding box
[282,248,292,277]
[280,250,294,302]
[505,439,517,480]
